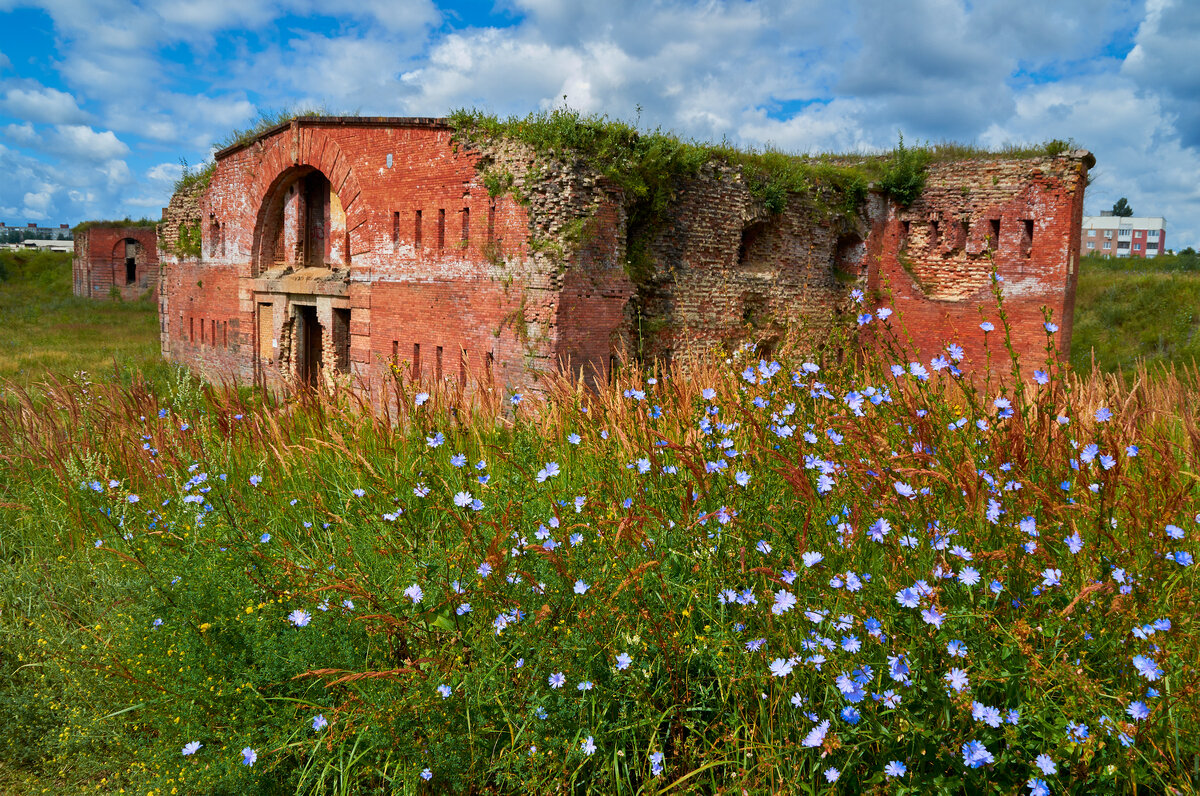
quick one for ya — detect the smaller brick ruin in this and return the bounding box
[73,226,160,300]
[156,116,1092,397]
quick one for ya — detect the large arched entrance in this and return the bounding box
[253,166,348,276]
[250,165,353,388]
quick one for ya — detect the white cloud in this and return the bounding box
[2,0,1199,247]
[146,161,183,183]
[0,85,88,124]
[0,51,12,72]
[53,124,130,159]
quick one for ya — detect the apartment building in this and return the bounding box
[1082,214,1166,258]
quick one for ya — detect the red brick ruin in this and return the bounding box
[156,117,1091,396]
[73,226,160,300]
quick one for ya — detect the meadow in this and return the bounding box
[0,249,164,388]
[0,252,1198,795]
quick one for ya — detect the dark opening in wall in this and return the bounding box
[1023,219,1034,258]
[125,257,136,285]
[391,340,398,365]
[332,308,351,374]
[833,233,864,281]
[461,208,470,246]
[437,209,445,250]
[487,201,495,243]
[989,219,1001,250]
[754,335,780,360]
[435,345,443,380]
[459,348,467,386]
[929,219,941,250]
[485,351,494,382]
[737,220,770,266]
[415,210,423,250]
[741,291,771,328]
[901,220,911,239]
[300,171,331,267]
[393,212,400,250]
[412,343,421,379]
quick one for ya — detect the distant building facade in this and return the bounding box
[0,222,73,240]
[20,239,74,253]
[1082,214,1165,258]
[73,226,160,299]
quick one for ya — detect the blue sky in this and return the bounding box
[1,0,1197,247]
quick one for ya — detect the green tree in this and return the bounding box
[1112,197,1133,217]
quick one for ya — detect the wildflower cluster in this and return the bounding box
[2,317,1198,794]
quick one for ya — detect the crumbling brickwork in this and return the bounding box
[865,155,1090,371]
[625,164,866,365]
[158,117,1089,396]
[72,226,160,300]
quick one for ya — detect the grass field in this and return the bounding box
[1070,253,1200,374]
[0,250,164,388]
[1,248,1198,794]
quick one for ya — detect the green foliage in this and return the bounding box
[1071,253,1200,372]
[0,249,166,389]
[877,135,931,207]
[174,158,216,196]
[72,218,159,233]
[2,317,1199,793]
[448,107,881,284]
[482,168,515,198]
[213,106,353,153]
[174,222,203,258]
[1112,197,1134,217]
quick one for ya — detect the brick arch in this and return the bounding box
[249,129,366,274]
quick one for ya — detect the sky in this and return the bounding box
[0,0,1197,247]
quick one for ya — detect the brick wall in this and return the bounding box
[158,118,630,398]
[72,226,160,300]
[624,163,865,365]
[157,117,1089,394]
[866,154,1090,375]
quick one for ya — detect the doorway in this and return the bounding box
[297,305,322,386]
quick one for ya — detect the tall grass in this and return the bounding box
[1,304,1197,794]
[1071,257,1200,374]
[0,250,167,390]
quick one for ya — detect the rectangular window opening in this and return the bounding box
[461,207,470,246]
[459,348,468,387]
[333,308,351,374]
[989,219,1001,250]
[928,220,940,249]
[414,210,423,250]
[437,209,445,250]
[393,212,400,250]
[412,343,421,380]
[391,340,399,365]
[487,201,496,243]
[485,351,494,382]
[436,345,444,381]
[258,304,273,361]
